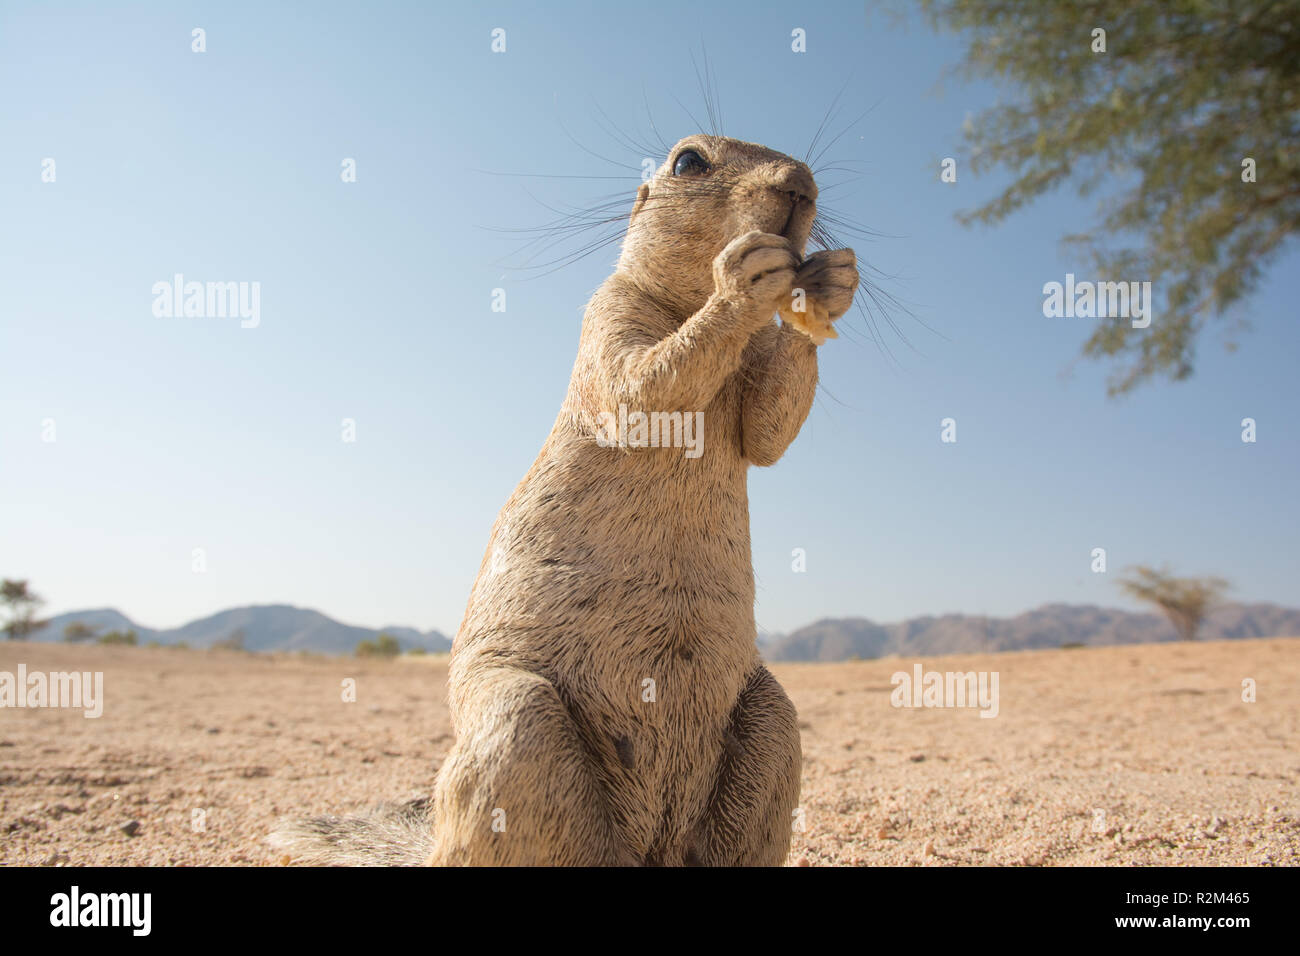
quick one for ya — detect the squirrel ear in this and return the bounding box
[630,183,650,222]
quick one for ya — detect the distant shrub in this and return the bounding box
[63,622,97,643]
[98,629,138,646]
[211,628,246,651]
[407,647,427,657]
[1061,641,1087,650]
[356,632,401,658]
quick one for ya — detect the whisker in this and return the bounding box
[641,84,672,156]
[805,75,853,165]
[591,99,667,163]
[555,116,646,174]
[809,98,882,172]
[690,47,723,138]
[672,93,709,141]
[473,169,640,181]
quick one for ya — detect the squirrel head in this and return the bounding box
[618,135,818,317]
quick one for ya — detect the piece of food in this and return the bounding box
[779,296,838,345]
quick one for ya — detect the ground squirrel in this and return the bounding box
[272,134,860,866]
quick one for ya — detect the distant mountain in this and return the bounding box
[29,608,161,645]
[763,602,1300,662]
[26,605,452,655]
[26,600,1299,660]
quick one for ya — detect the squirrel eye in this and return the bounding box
[672,149,709,176]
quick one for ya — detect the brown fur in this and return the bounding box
[272,135,859,867]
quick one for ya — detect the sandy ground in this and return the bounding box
[1,638,1296,866]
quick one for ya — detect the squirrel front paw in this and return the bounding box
[779,248,859,345]
[712,230,798,324]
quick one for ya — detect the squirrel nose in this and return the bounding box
[771,164,817,204]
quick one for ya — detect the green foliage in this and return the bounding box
[356,632,401,658]
[98,629,138,646]
[922,0,1300,394]
[1119,565,1229,640]
[1,579,46,640]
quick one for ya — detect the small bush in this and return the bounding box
[356,632,401,658]
[211,629,246,651]
[63,622,97,643]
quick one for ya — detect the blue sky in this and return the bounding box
[2,1,1296,637]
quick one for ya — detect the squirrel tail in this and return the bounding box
[268,797,434,866]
